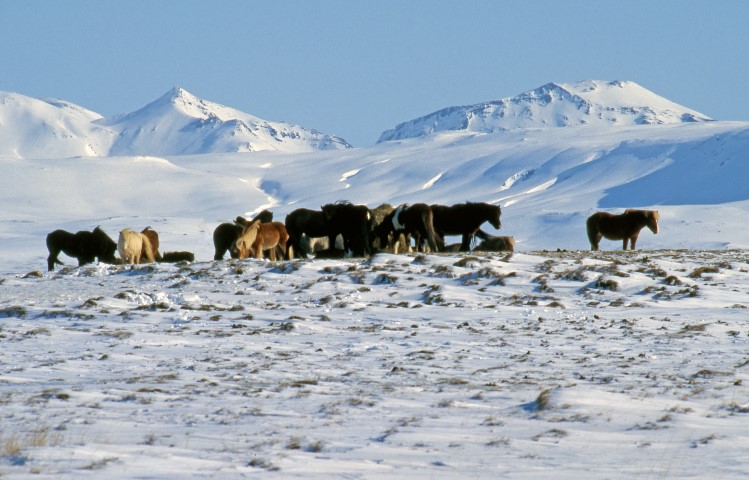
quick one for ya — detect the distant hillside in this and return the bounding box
[0,88,351,159]
[378,80,713,142]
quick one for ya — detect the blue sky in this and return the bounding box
[2,1,747,146]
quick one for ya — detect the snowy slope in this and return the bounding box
[379,80,713,142]
[0,88,351,158]
[0,91,113,158]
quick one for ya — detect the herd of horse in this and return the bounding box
[44,201,660,271]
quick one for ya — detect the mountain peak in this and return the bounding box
[378,80,713,142]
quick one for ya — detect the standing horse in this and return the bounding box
[285,208,333,259]
[586,209,660,251]
[234,220,291,260]
[374,203,443,254]
[321,201,373,257]
[46,227,118,271]
[431,202,502,251]
[212,210,273,260]
[118,228,156,265]
[140,227,161,261]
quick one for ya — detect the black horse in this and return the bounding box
[213,210,273,260]
[284,207,335,259]
[46,227,118,271]
[374,203,443,253]
[431,202,502,251]
[321,201,373,257]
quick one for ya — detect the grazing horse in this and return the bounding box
[212,210,273,260]
[321,201,373,257]
[374,203,443,254]
[474,235,515,253]
[235,220,292,260]
[431,202,502,251]
[140,227,161,261]
[586,209,660,251]
[285,208,333,259]
[45,227,118,271]
[118,228,156,265]
[160,251,195,263]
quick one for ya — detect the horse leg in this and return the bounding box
[269,244,277,261]
[629,234,639,251]
[590,233,602,251]
[460,234,472,251]
[47,249,62,271]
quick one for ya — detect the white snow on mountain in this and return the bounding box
[97,87,351,156]
[0,88,351,158]
[378,80,713,142]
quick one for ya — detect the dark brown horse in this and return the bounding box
[285,207,334,259]
[46,227,118,271]
[212,210,273,260]
[586,209,659,251]
[431,202,502,251]
[374,203,443,253]
[321,201,373,257]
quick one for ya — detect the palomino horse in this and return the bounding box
[140,227,161,261]
[213,210,273,260]
[431,202,502,251]
[45,227,118,271]
[118,228,156,265]
[374,203,443,254]
[234,220,292,260]
[586,209,660,251]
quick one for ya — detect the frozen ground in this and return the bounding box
[1,249,747,478]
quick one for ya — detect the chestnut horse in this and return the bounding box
[140,227,161,261]
[234,220,292,260]
[118,228,156,265]
[431,202,502,251]
[213,210,273,260]
[586,209,660,251]
[45,227,118,271]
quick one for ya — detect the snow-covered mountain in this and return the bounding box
[378,80,713,142]
[0,88,351,158]
[97,87,351,156]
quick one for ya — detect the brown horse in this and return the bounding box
[140,227,161,261]
[586,209,659,251]
[474,235,515,252]
[235,220,292,260]
[213,210,273,260]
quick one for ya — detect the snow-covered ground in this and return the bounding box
[1,250,748,478]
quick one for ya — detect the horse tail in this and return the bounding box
[422,208,443,252]
[141,234,155,263]
[586,214,600,250]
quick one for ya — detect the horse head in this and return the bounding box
[647,210,660,234]
[488,204,502,230]
[233,219,260,259]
